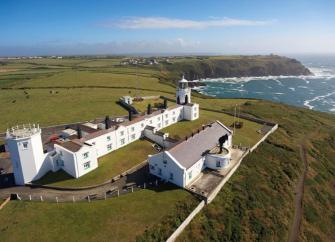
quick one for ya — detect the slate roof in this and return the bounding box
[167,121,231,169]
[57,140,83,152]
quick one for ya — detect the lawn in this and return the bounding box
[34,139,156,187]
[131,97,164,112]
[162,109,264,147]
[0,183,197,242]
[0,88,171,132]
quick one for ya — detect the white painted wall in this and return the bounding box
[185,158,205,186]
[6,130,49,185]
[183,104,199,121]
[205,153,231,170]
[148,152,186,187]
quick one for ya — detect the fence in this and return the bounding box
[11,179,160,203]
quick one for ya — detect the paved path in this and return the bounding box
[288,142,308,242]
[0,165,156,202]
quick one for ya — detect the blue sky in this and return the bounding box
[0,0,334,56]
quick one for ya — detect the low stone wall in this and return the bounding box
[166,200,205,242]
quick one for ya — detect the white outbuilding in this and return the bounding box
[148,121,233,188]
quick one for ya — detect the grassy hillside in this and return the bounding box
[137,101,335,242]
[0,184,197,242]
[162,55,311,81]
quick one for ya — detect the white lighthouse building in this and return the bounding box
[6,124,47,185]
[176,75,191,105]
[5,78,200,185]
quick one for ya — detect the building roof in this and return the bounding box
[78,124,97,134]
[57,140,83,152]
[167,121,231,169]
[83,126,117,141]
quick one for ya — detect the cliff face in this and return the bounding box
[164,55,311,81]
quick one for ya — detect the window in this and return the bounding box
[149,120,153,124]
[188,171,192,180]
[157,117,160,121]
[158,168,162,175]
[163,160,167,165]
[22,142,28,149]
[216,161,221,168]
[92,142,96,145]
[83,152,89,159]
[165,120,168,125]
[194,112,197,118]
[120,131,124,136]
[83,161,90,170]
[131,127,135,132]
[56,159,64,167]
[172,117,176,122]
[173,111,175,115]
[158,123,161,128]
[120,138,125,145]
[107,136,111,141]
[150,165,155,170]
[165,114,168,118]
[107,144,112,151]
[170,172,174,180]
[59,151,63,156]
[131,134,136,140]
[141,123,144,128]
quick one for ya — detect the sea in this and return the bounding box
[194,55,335,113]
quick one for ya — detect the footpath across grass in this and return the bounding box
[0,183,197,242]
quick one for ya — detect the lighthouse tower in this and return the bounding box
[176,75,191,105]
[6,124,45,185]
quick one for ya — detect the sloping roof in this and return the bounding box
[78,124,97,134]
[167,121,230,169]
[83,126,117,141]
[57,140,83,152]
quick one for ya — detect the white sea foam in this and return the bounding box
[199,66,335,84]
[289,87,296,91]
[303,91,335,110]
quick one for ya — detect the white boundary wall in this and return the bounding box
[166,200,205,242]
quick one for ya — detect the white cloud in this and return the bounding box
[101,17,274,29]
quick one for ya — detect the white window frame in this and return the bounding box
[83,152,89,159]
[22,142,28,149]
[107,144,112,151]
[83,161,91,170]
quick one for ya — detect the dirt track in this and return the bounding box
[288,142,308,242]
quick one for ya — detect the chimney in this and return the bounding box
[185,136,188,141]
[77,125,82,139]
[191,132,194,137]
[163,99,168,109]
[105,115,110,129]
[128,110,133,121]
[147,104,152,115]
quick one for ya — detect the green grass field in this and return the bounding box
[0,184,197,242]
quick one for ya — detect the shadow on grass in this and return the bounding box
[32,170,73,185]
